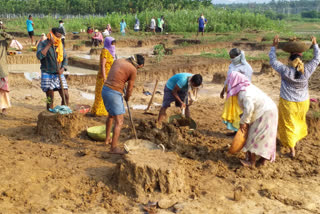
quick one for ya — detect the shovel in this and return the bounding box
[124,87,138,140]
[144,80,159,115]
[168,92,197,130]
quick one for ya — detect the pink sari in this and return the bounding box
[0,77,9,92]
[0,77,10,110]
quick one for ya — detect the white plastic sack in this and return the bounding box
[10,40,23,50]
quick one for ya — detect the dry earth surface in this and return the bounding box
[0,33,320,214]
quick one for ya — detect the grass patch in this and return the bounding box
[200,49,229,59]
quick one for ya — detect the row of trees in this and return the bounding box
[0,0,212,15]
[301,10,320,18]
[218,0,320,17]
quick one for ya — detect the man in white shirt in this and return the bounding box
[150,17,156,33]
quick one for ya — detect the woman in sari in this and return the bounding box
[226,72,278,167]
[270,35,319,157]
[220,48,253,136]
[91,37,116,116]
[0,31,13,115]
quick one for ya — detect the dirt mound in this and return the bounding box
[135,120,213,161]
[116,150,188,199]
[132,118,320,182]
[37,111,86,142]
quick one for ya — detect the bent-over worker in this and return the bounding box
[157,73,203,127]
[226,72,278,167]
[102,54,145,155]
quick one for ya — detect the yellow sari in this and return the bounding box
[222,95,243,131]
[278,97,309,148]
[91,49,114,116]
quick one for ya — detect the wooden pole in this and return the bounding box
[145,80,159,112]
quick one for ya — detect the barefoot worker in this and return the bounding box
[157,73,203,126]
[91,37,116,116]
[226,72,278,167]
[102,54,145,154]
[270,35,320,157]
[0,31,14,115]
[220,48,253,136]
[37,28,69,110]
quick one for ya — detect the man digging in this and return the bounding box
[102,54,145,155]
[37,28,69,110]
[157,73,203,127]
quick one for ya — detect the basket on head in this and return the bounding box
[278,41,312,53]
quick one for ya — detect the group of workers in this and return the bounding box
[220,36,319,167]
[1,20,319,166]
[88,12,207,39]
[85,33,319,162]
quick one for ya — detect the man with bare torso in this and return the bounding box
[102,55,145,154]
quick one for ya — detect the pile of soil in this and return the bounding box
[116,150,188,199]
[37,111,86,142]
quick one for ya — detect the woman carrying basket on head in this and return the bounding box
[269,35,320,157]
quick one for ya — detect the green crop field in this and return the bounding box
[2,8,286,34]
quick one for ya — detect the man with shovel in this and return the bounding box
[102,54,145,155]
[157,73,203,127]
[37,28,69,110]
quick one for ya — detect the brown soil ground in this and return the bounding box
[1,33,320,214]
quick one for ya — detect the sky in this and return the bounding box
[213,0,272,4]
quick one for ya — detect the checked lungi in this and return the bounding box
[41,72,68,92]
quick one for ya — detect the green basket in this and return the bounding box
[87,125,113,141]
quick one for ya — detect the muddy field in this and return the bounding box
[1,33,320,214]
